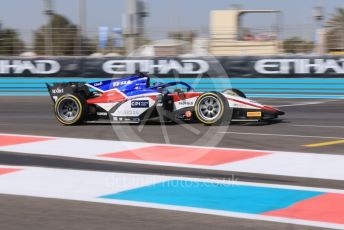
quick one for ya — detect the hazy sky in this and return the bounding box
[0,0,343,43]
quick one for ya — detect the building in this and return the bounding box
[209,8,281,56]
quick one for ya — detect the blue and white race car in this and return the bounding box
[47,73,284,125]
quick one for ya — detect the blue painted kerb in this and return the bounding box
[100,180,323,214]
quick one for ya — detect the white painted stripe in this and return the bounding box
[0,165,168,200]
[4,165,344,193]
[2,133,344,181]
[217,152,344,181]
[0,138,150,158]
[0,165,343,230]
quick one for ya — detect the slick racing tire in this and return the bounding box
[195,92,229,125]
[223,88,246,98]
[54,93,87,125]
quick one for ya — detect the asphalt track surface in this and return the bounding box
[1,96,344,230]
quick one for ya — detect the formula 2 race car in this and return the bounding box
[47,73,284,125]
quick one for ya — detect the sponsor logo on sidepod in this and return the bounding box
[131,100,150,108]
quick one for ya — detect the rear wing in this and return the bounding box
[46,82,90,103]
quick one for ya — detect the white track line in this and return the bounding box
[219,131,344,140]
[274,100,339,108]
[292,124,344,129]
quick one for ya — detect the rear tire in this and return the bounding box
[194,92,228,125]
[54,93,87,125]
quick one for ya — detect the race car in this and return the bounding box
[46,73,284,125]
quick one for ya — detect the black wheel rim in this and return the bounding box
[57,98,80,121]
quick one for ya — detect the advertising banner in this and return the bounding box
[0,56,344,78]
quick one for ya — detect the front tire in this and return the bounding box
[54,93,87,125]
[194,92,227,125]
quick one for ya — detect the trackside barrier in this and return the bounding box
[1,56,344,98]
[0,77,344,98]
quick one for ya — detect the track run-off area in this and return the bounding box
[1,96,344,230]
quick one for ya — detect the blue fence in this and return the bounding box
[1,77,344,99]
